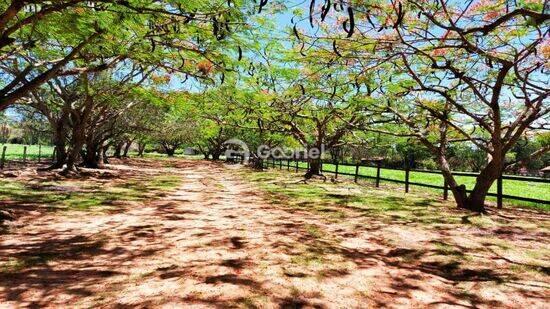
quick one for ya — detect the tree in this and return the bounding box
[0,0,251,110]
[306,0,549,211]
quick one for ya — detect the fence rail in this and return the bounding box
[261,158,550,207]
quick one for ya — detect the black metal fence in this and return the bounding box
[261,158,550,208]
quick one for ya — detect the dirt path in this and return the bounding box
[1,160,547,308]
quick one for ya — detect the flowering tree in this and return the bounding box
[301,0,549,211]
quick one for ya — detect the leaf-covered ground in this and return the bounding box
[0,159,548,308]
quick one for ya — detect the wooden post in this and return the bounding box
[38,145,42,163]
[320,161,323,173]
[0,145,6,169]
[272,157,275,168]
[405,166,410,193]
[287,159,290,171]
[279,159,282,169]
[375,161,381,187]
[23,146,27,164]
[354,163,359,183]
[335,161,339,179]
[295,160,299,172]
[307,160,310,171]
[443,178,448,200]
[497,176,503,209]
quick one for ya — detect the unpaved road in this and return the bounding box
[0,160,547,308]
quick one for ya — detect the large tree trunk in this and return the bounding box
[82,141,103,169]
[307,158,322,175]
[465,160,502,212]
[441,156,502,213]
[64,122,86,173]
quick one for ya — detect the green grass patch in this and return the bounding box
[0,143,54,161]
[0,174,181,212]
[269,161,549,211]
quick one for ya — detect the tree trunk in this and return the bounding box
[49,121,68,169]
[102,145,110,164]
[64,125,86,173]
[441,158,502,213]
[165,147,176,157]
[465,160,502,212]
[82,142,103,169]
[113,142,123,159]
[308,158,322,175]
[122,140,132,157]
[137,142,146,157]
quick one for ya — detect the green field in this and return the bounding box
[267,160,550,210]
[0,143,54,161]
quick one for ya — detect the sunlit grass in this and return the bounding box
[0,143,54,161]
[0,174,181,212]
[272,161,549,210]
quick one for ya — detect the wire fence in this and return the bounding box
[260,158,550,208]
[0,144,54,169]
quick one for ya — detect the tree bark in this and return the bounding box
[47,119,68,169]
[122,140,132,157]
[137,142,146,157]
[113,141,123,159]
[211,151,221,160]
[308,158,322,175]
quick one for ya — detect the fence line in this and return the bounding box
[261,158,550,207]
[0,144,53,169]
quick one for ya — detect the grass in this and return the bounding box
[272,160,549,210]
[0,143,54,161]
[239,167,550,282]
[0,174,181,212]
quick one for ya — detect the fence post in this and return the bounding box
[307,160,310,171]
[295,160,299,172]
[443,178,448,200]
[0,145,6,169]
[375,161,381,187]
[354,163,359,183]
[38,145,42,163]
[287,159,290,171]
[272,157,275,168]
[335,161,339,179]
[279,159,282,170]
[23,146,27,164]
[497,176,503,209]
[405,166,410,193]
[320,161,323,173]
